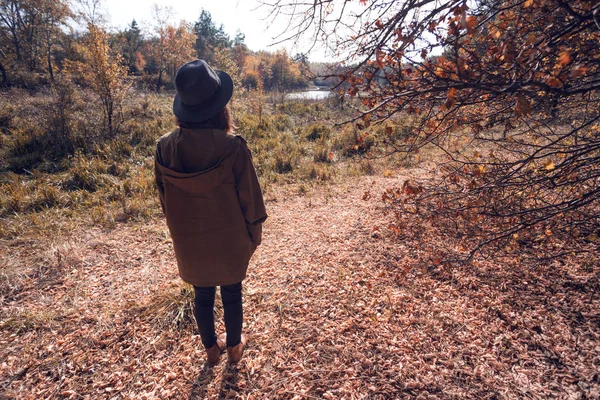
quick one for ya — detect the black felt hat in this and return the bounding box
[172,59,233,122]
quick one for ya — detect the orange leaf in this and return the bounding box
[524,0,534,8]
[558,51,571,67]
[447,87,457,100]
[546,76,563,87]
[474,165,486,176]
[466,16,478,34]
[375,50,385,69]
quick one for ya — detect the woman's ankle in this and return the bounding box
[201,333,218,349]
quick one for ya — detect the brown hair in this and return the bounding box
[176,105,236,133]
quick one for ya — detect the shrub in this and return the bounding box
[0,174,26,215]
[116,197,149,222]
[46,79,80,155]
[33,184,66,210]
[306,164,332,181]
[235,112,263,139]
[64,23,131,138]
[66,153,110,192]
[304,123,331,141]
[277,100,313,116]
[144,283,196,330]
[272,114,292,132]
[335,125,376,156]
[274,151,295,174]
[313,138,334,163]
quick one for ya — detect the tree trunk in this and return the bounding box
[11,29,22,62]
[47,36,54,83]
[156,68,163,91]
[0,60,7,87]
[46,27,54,83]
[107,100,113,137]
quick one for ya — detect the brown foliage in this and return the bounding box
[267,0,600,259]
[64,23,130,137]
[147,6,196,90]
[0,0,72,85]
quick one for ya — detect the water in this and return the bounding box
[285,90,333,100]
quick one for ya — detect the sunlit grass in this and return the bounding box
[0,89,423,238]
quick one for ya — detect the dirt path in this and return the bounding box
[1,173,599,399]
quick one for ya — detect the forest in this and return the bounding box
[1,0,599,399]
[0,1,314,91]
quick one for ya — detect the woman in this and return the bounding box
[154,59,267,365]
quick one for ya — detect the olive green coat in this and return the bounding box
[154,128,267,287]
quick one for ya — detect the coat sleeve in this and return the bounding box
[154,142,166,215]
[233,137,268,247]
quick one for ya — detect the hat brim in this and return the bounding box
[172,70,233,123]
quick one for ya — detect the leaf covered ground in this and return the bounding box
[1,169,599,399]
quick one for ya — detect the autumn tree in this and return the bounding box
[40,0,72,82]
[271,50,292,93]
[148,4,174,90]
[162,23,196,79]
[0,0,41,72]
[232,30,248,74]
[117,19,145,74]
[65,22,130,137]
[267,0,600,260]
[213,46,242,95]
[148,5,196,90]
[242,50,308,92]
[0,0,71,85]
[293,52,311,82]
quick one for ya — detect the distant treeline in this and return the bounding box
[0,0,341,91]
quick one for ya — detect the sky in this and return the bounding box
[101,0,334,62]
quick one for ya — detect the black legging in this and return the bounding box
[193,282,243,349]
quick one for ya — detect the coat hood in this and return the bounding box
[155,139,239,194]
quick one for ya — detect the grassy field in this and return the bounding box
[0,88,414,240]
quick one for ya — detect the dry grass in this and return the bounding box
[0,90,381,238]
